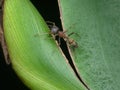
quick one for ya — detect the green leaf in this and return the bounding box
[59,0,120,90]
[3,0,85,90]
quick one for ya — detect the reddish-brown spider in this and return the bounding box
[46,21,78,48]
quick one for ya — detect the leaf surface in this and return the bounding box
[59,0,120,90]
[3,0,85,89]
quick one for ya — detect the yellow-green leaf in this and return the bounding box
[3,0,85,90]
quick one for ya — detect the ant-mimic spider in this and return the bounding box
[46,21,78,48]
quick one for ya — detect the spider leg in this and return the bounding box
[58,37,61,45]
[68,32,74,37]
[46,21,55,26]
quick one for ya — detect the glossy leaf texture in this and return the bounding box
[3,0,86,90]
[59,0,120,90]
